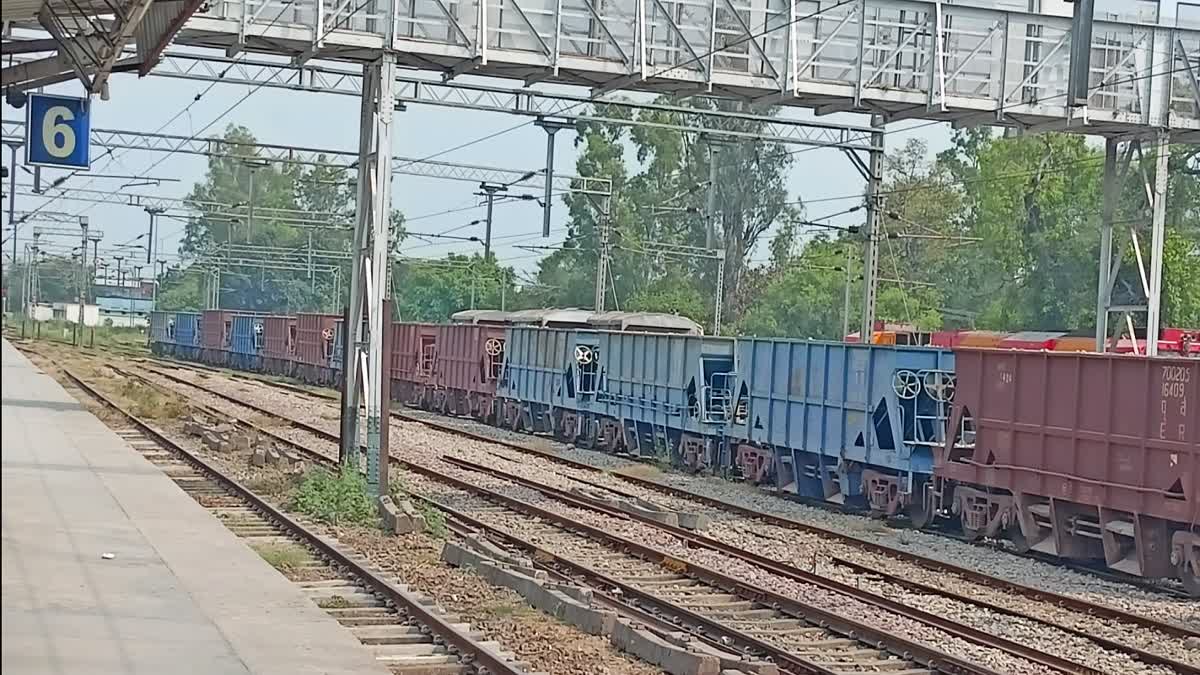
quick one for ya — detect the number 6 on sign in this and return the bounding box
[25,93,90,169]
[42,106,77,158]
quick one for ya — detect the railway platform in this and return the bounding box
[0,339,391,675]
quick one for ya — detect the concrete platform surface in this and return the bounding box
[1,340,392,675]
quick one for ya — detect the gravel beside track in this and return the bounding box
[144,362,1200,673]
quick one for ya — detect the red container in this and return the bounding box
[938,349,1198,582]
[200,310,231,349]
[262,316,292,359]
[295,313,339,367]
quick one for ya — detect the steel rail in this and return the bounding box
[139,355,1199,638]
[128,363,1010,675]
[59,367,528,675]
[441,455,1119,675]
[139,356,1200,634]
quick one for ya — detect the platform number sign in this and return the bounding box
[25,93,91,169]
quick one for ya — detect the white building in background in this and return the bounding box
[51,302,102,327]
[26,304,52,322]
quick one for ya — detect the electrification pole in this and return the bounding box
[341,48,397,499]
[77,216,88,345]
[5,141,20,306]
[144,206,165,265]
[594,195,611,312]
[1145,131,1170,357]
[859,116,886,343]
[477,182,507,260]
[535,118,573,238]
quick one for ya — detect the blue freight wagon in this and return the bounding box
[228,314,264,371]
[729,338,956,520]
[174,312,201,361]
[497,326,736,468]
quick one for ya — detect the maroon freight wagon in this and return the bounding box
[294,313,340,385]
[199,310,232,365]
[432,323,506,420]
[390,322,438,407]
[261,316,295,376]
[936,349,1199,593]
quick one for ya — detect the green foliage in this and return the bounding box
[392,254,518,321]
[292,466,377,526]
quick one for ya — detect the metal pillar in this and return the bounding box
[705,156,717,250]
[145,206,164,264]
[340,52,396,498]
[713,250,726,335]
[859,116,886,342]
[478,182,506,259]
[1145,131,1170,356]
[1094,139,1119,351]
[77,217,88,345]
[594,195,611,312]
[843,243,853,339]
[6,141,20,303]
[535,119,573,238]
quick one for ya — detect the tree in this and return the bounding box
[535,98,800,327]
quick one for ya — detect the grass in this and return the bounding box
[317,595,352,609]
[117,379,187,420]
[252,542,312,570]
[389,471,447,538]
[291,466,378,526]
[7,318,149,352]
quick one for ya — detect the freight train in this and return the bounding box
[146,308,1199,594]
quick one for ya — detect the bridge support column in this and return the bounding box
[341,52,396,497]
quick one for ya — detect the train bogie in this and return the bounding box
[937,349,1198,588]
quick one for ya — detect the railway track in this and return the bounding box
[95,359,1200,675]
[131,358,1199,624]
[57,366,533,675]
[133,353,1198,600]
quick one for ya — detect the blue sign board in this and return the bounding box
[25,93,91,169]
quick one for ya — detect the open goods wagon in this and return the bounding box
[730,339,958,514]
[261,316,294,376]
[390,322,438,407]
[148,311,172,354]
[497,326,736,467]
[431,323,506,421]
[228,314,265,371]
[935,349,1199,592]
[294,313,340,385]
[174,312,201,360]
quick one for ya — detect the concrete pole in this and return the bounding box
[6,142,18,304]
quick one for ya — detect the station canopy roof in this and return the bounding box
[1,0,203,95]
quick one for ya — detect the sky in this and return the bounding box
[1,64,950,281]
[0,0,1183,283]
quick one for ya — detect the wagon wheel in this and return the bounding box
[907,480,935,530]
[892,370,921,400]
[321,327,334,341]
[485,338,503,356]
[574,345,593,365]
[923,371,956,403]
[1180,560,1200,598]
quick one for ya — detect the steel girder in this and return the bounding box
[161,0,1200,138]
[132,49,879,150]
